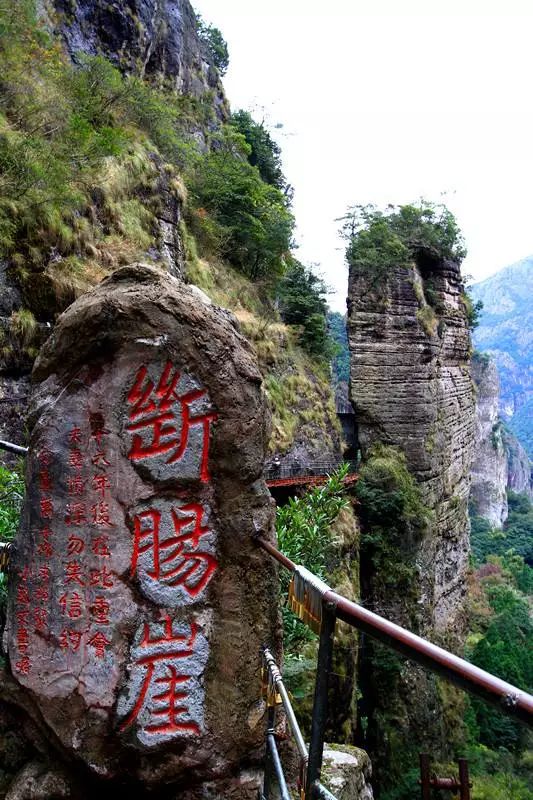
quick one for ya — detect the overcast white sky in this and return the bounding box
[193,0,533,311]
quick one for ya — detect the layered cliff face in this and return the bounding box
[347,231,476,789]
[348,255,475,634]
[471,353,508,527]
[471,257,533,456]
[43,0,228,123]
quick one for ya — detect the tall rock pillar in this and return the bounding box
[6,264,278,798]
[347,253,475,785]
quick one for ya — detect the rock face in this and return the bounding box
[348,257,475,634]
[322,745,373,800]
[347,254,475,787]
[45,0,227,122]
[470,257,533,457]
[502,427,532,500]
[6,265,278,795]
[471,353,508,526]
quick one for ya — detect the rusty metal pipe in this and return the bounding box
[256,538,533,727]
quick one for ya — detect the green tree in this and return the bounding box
[195,14,229,75]
[230,110,287,191]
[341,201,467,282]
[327,311,349,383]
[188,126,294,281]
[277,259,333,358]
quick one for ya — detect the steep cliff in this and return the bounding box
[345,203,476,790]
[502,426,532,500]
[470,257,533,456]
[43,0,228,124]
[0,0,341,472]
[470,353,508,527]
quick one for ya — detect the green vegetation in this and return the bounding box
[187,125,294,281]
[276,464,350,649]
[195,14,229,76]
[327,311,349,384]
[470,491,533,566]
[355,444,430,598]
[0,0,294,319]
[230,109,288,192]
[277,259,333,358]
[467,491,533,796]
[342,201,467,283]
[0,465,24,608]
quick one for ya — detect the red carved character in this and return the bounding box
[131,504,217,597]
[40,497,53,519]
[65,502,87,526]
[33,608,48,633]
[91,501,113,527]
[15,656,30,675]
[39,469,52,493]
[119,617,200,736]
[91,451,111,469]
[67,475,86,497]
[90,596,111,625]
[92,535,111,558]
[64,561,85,586]
[59,592,84,619]
[59,629,83,652]
[68,427,83,445]
[68,449,84,471]
[92,474,111,498]
[88,631,111,659]
[67,534,85,555]
[90,565,114,589]
[35,585,50,603]
[126,362,217,482]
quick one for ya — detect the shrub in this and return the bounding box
[341,201,467,282]
[276,465,349,649]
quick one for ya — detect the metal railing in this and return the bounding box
[264,459,357,482]
[257,537,533,800]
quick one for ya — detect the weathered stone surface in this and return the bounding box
[5,762,71,800]
[348,257,475,634]
[347,255,475,787]
[471,353,508,527]
[502,426,532,500]
[322,744,373,800]
[45,0,228,123]
[6,264,279,791]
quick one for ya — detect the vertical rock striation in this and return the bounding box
[502,427,533,500]
[347,252,476,786]
[471,353,508,526]
[348,256,475,634]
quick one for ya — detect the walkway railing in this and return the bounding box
[264,459,357,483]
[257,537,533,800]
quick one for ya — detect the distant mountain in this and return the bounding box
[470,257,533,457]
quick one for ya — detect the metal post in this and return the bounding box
[262,702,275,800]
[458,759,471,800]
[266,734,291,800]
[306,602,336,799]
[419,753,431,800]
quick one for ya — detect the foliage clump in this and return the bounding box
[355,444,431,598]
[342,201,467,283]
[195,14,229,76]
[277,259,333,358]
[276,465,349,649]
[328,311,350,384]
[230,110,288,193]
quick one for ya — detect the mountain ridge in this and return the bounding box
[470,256,533,457]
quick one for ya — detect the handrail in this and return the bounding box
[0,440,28,456]
[257,537,533,728]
